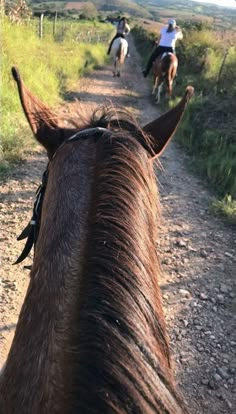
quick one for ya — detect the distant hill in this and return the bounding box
[29,0,152,19]
[20,0,236,27]
[135,0,236,31]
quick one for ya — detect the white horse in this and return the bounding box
[110,37,128,77]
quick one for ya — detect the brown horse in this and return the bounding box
[0,66,193,414]
[152,53,178,104]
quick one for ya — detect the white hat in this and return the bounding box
[168,19,176,27]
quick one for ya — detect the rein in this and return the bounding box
[14,168,48,266]
[14,127,110,267]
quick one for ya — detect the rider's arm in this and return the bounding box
[176,26,183,40]
[125,23,131,35]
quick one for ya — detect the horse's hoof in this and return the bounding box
[117,72,120,77]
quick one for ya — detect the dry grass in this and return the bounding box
[137,19,163,35]
[65,2,94,10]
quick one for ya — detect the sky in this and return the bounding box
[192,0,236,8]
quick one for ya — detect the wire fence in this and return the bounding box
[21,17,114,44]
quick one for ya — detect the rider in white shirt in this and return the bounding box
[107,17,131,56]
[143,19,183,77]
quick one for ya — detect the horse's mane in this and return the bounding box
[63,107,188,413]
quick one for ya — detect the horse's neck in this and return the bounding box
[64,142,173,411]
[0,137,175,413]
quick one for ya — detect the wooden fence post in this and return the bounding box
[53,11,57,37]
[216,49,228,95]
[39,13,44,39]
[0,0,5,16]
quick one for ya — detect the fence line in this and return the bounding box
[19,16,114,44]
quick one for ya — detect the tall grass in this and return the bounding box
[210,195,236,225]
[172,95,236,197]
[1,17,113,173]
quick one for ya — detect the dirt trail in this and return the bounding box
[0,37,235,413]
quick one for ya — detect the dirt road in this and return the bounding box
[0,38,235,413]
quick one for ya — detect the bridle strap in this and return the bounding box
[67,127,110,142]
[52,127,110,160]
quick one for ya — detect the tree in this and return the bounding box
[80,2,97,20]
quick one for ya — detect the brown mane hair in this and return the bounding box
[67,110,177,412]
[0,68,193,414]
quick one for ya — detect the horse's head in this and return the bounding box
[11,66,193,160]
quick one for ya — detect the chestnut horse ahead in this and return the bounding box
[0,67,193,414]
[152,53,178,104]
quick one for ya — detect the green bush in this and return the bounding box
[132,25,156,62]
[172,94,236,197]
[210,195,236,225]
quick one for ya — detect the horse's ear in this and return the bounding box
[12,67,72,158]
[143,86,194,158]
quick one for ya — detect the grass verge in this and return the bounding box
[1,17,113,174]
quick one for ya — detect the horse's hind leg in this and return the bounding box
[113,58,117,76]
[115,59,121,77]
[118,55,123,77]
[166,78,172,97]
[155,81,163,104]
[152,76,158,95]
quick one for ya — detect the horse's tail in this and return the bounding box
[116,43,122,61]
[166,53,178,74]
[115,39,127,66]
[116,42,124,65]
[164,54,178,96]
[162,53,172,72]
